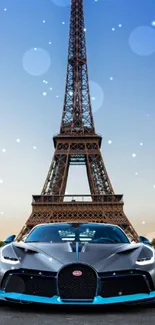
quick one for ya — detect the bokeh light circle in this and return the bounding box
[23,48,51,76]
[89,81,104,113]
[50,0,70,7]
[129,26,155,56]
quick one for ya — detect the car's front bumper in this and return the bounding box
[1,291,155,305]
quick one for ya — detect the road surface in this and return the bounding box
[0,302,155,325]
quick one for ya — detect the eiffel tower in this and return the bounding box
[17,0,138,241]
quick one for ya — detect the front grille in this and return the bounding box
[1,269,57,297]
[58,264,97,300]
[99,273,151,298]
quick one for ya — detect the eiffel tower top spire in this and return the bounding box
[60,0,95,135]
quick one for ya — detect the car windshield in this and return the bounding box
[24,223,129,244]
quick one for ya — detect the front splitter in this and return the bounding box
[0,291,155,305]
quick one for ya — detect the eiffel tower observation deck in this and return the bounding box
[17,0,138,241]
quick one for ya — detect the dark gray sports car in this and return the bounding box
[0,222,155,305]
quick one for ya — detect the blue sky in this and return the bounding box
[0,0,155,238]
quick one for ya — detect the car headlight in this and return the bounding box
[0,246,20,265]
[136,245,155,265]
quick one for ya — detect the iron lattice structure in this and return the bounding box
[17,0,138,241]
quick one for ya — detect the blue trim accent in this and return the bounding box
[0,291,155,305]
[75,242,79,262]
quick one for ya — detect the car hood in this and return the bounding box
[8,241,151,273]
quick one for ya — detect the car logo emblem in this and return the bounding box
[72,270,82,276]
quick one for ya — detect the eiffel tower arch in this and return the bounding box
[17,0,138,241]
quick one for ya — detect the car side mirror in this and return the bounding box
[4,234,16,244]
[139,236,152,246]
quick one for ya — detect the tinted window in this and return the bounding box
[25,224,129,244]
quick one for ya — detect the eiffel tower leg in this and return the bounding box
[85,146,139,241]
[42,144,70,197]
[85,144,114,196]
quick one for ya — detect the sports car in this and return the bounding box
[0,222,155,305]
